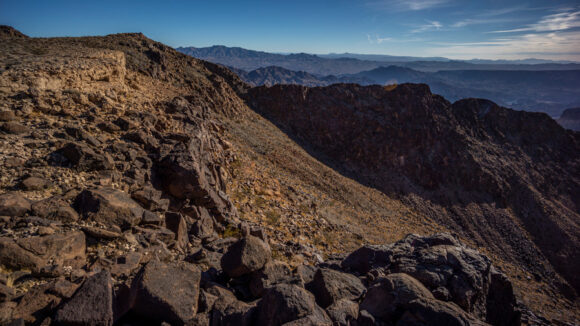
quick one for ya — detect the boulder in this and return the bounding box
[325,299,359,326]
[342,233,520,324]
[308,268,366,308]
[31,196,79,222]
[398,298,489,326]
[53,270,114,326]
[0,230,85,274]
[20,176,50,191]
[0,110,16,121]
[360,273,434,321]
[256,284,331,326]
[131,260,201,325]
[0,192,30,217]
[206,284,257,326]
[55,142,113,171]
[165,212,189,250]
[249,260,296,297]
[221,236,271,278]
[74,188,144,229]
[1,122,28,134]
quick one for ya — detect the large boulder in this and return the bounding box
[130,260,201,325]
[342,233,520,325]
[204,284,257,326]
[0,192,30,217]
[31,196,79,222]
[0,230,85,274]
[249,260,296,297]
[256,284,331,326]
[308,268,366,308]
[74,188,144,229]
[398,298,489,326]
[55,142,114,171]
[221,236,271,278]
[53,270,114,326]
[325,299,359,326]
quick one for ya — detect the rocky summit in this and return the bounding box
[0,27,578,326]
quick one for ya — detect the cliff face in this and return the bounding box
[245,83,580,295]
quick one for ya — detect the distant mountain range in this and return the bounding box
[177,45,580,117]
[177,45,580,74]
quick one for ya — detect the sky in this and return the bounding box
[1,0,580,61]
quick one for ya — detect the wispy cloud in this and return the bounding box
[367,34,392,44]
[425,30,580,60]
[490,9,580,33]
[367,0,451,11]
[451,18,513,28]
[411,20,443,33]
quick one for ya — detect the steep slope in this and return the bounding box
[558,108,580,131]
[245,84,580,301]
[0,28,577,325]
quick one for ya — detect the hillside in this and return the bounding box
[558,108,580,131]
[0,28,578,325]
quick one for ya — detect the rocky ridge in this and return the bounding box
[0,28,576,325]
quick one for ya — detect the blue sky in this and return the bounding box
[1,0,579,60]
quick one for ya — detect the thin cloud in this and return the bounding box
[425,30,580,61]
[367,34,392,44]
[411,20,443,33]
[367,0,451,11]
[490,9,580,33]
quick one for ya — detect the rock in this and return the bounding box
[308,268,366,308]
[360,273,434,321]
[53,270,114,326]
[256,284,331,326]
[249,260,296,297]
[0,110,16,121]
[32,196,79,222]
[12,283,60,324]
[110,251,142,278]
[1,122,28,134]
[0,192,30,217]
[55,142,114,171]
[20,176,50,191]
[190,207,216,240]
[141,210,163,225]
[342,234,520,324]
[82,226,122,240]
[0,302,16,324]
[74,187,144,229]
[0,230,85,274]
[0,283,14,302]
[206,284,257,326]
[165,212,189,250]
[221,236,271,278]
[131,187,169,211]
[131,260,201,325]
[398,298,488,326]
[325,299,359,326]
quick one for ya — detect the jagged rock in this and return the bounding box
[141,210,163,225]
[0,302,16,324]
[308,268,366,308]
[110,251,142,278]
[81,226,122,240]
[1,122,28,134]
[342,234,520,325]
[20,176,50,191]
[249,260,296,297]
[0,192,30,217]
[205,284,257,326]
[256,284,331,326]
[0,283,14,302]
[53,270,114,326]
[360,273,434,321]
[130,260,201,325]
[190,206,216,240]
[74,187,144,229]
[221,236,271,278]
[398,298,488,326]
[55,142,114,171]
[131,186,169,211]
[325,299,359,326]
[31,196,79,222]
[165,212,189,250]
[12,283,60,324]
[0,230,85,274]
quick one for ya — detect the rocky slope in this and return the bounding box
[0,26,577,325]
[245,84,580,309]
[232,66,373,87]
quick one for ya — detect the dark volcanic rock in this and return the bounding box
[54,270,114,326]
[308,268,366,308]
[256,284,331,326]
[0,192,30,217]
[0,122,28,134]
[130,260,201,325]
[55,142,114,171]
[74,187,144,229]
[221,236,271,278]
[249,260,296,297]
[325,299,359,326]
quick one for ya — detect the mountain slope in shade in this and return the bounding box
[245,83,580,300]
[232,66,374,87]
[558,108,580,131]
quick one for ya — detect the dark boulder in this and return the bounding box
[74,187,144,229]
[53,270,114,326]
[249,260,296,297]
[130,260,201,325]
[221,236,271,278]
[55,142,114,171]
[308,268,366,308]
